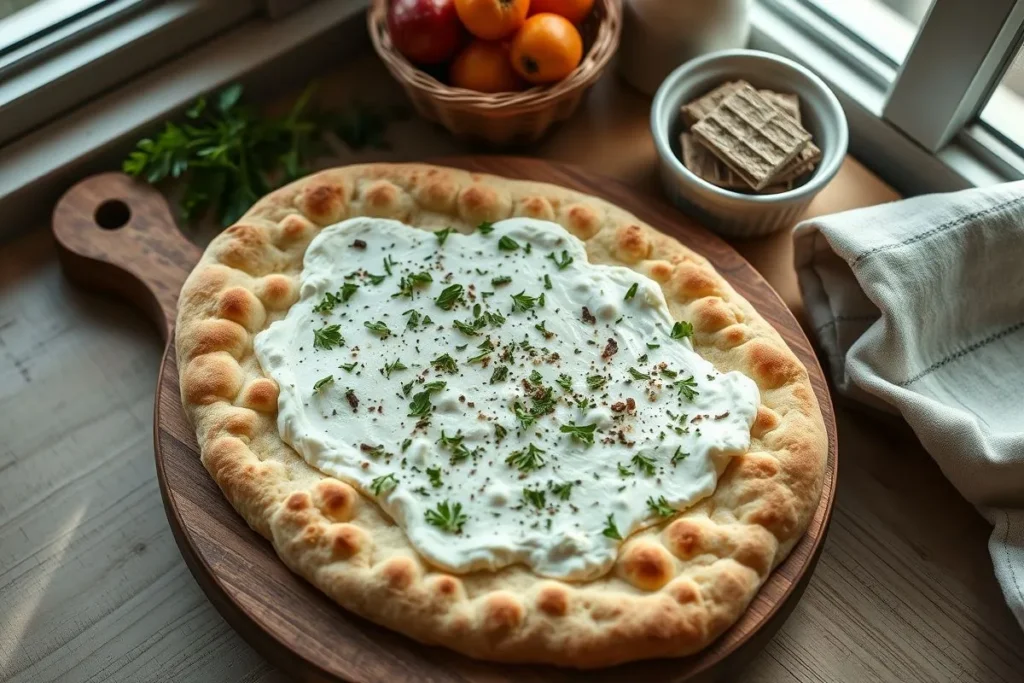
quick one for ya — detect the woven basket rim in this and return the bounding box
[369,0,622,115]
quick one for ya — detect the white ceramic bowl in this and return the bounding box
[651,49,848,238]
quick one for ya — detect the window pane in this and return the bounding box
[1,0,41,20]
[979,44,1024,151]
[801,0,932,65]
[0,0,115,55]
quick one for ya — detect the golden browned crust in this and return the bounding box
[175,163,827,667]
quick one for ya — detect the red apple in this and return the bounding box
[388,0,464,65]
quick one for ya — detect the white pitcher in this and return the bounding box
[618,0,751,95]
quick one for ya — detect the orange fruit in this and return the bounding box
[450,40,524,92]
[510,13,583,84]
[529,0,593,23]
[454,0,530,41]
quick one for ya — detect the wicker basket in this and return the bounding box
[369,0,622,145]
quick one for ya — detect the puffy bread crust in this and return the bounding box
[175,164,827,667]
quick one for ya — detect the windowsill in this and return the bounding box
[0,0,1019,242]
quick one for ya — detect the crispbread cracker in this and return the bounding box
[691,84,811,190]
[175,163,827,667]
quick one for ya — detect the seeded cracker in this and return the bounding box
[691,84,811,191]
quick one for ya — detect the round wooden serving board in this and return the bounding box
[52,158,837,682]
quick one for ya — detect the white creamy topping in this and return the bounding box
[254,217,759,579]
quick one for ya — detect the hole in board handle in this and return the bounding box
[95,199,131,230]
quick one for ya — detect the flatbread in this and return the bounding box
[175,163,826,668]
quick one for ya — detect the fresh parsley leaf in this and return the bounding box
[431,353,458,373]
[383,359,407,378]
[427,466,444,487]
[617,463,633,477]
[369,473,397,496]
[556,374,572,392]
[313,375,334,393]
[513,402,536,430]
[675,376,699,401]
[498,235,520,251]
[510,291,538,313]
[586,375,607,390]
[505,443,546,472]
[453,319,482,336]
[670,320,694,340]
[628,367,650,381]
[424,500,466,532]
[435,227,454,245]
[435,284,464,310]
[485,310,506,327]
[477,221,494,234]
[549,481,573,500]
[340,282,359,303]
[559,421,597,445]
[363,320,391,337]
[490,365,509,383]
[601,514,622,540]
[547,250,573,270]
[313,291,339,314]
[366,273,387,285]
[631,453,657,476]
[313,324,344,350]
[522,488,546,509]
[647,496,675,517]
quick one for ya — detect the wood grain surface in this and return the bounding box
[48,157,838,682]
[3,53,1023,683]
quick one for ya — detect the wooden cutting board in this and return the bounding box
[51,157,837,682]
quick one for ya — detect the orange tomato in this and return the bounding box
[454,0,530,40]
[529,0,593,23]
[450,40,524,92]
[510,13,582,84]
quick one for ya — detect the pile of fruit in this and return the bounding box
[387,0,595,92]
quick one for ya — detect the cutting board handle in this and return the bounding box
[52,173,202,343]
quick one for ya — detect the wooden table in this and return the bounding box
[2,53,1022,683]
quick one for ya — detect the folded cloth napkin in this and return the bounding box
[794,180,1024,630]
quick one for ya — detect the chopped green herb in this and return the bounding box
[549,481,573,500]
[361,444,387,458]
[670,320,694,340]
[525,242,532,254]
[313,291,340,314]
[617,463,633,477]
[453,319,483,336]
[628,367,650,381]
[485,310,506,327]
[404,310,421,329]
[543,274,552,290]
[661,368,678,379]
[424,500,466,532]
[528,369,544,385]
[547,250,573,270]
[313,375,334,393]
[559,421,597,445]
[511,291,538,313]
[401,438,412,452]
[671,447,690,464]
[477,221,494,234]
[422,381,447,394]
[467,349,492,364]
[383,359,407,378]
[435,284,464,310]
[494,423,507,440]
[587,375,607,390]
[498,235,520,251]
[340,282,359,303]
[367,273,386,285]
[426,466,444,487]
[383,255,397,276]
[313,324,344,350]
[513,402,536,430]
[340,362,357,372]
[624,283,639,301]
[430,353,458,374]
[522,488,546,509]
[363,320,391,337]
[491,275,512,287]
[369,473,398,495]
[675,376,699,401]
[505,443,546,472]
[647,342,661,350]
[631,453,657,476]
[601,514,622,540]
[490,365,509,383]
[435,227,454,245]
[402,381,414,397]
[534,321,554,339]
[408,391,433,417]
[538,293,546,307]
[408,271,433,287]
[647,496,675,517]
[556,374,572,392]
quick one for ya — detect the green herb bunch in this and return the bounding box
[122,83,405,226]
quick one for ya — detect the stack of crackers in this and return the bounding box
[679,81,821,194]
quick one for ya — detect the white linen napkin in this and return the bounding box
[793,181,1024,630]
